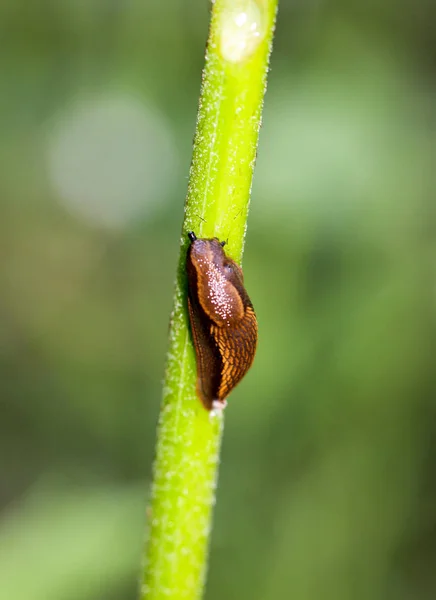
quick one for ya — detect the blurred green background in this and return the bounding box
[1,1,435,599]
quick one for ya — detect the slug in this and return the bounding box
[186,231,258,411]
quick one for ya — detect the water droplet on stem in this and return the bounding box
[219,0,265,63]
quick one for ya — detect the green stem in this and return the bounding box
[141,1,277,598]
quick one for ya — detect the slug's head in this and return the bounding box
[187,232,243,286]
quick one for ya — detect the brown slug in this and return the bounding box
[186,231,258,411]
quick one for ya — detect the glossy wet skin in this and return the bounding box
[188,237,246,326]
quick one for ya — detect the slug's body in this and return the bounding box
[186,232,258,411]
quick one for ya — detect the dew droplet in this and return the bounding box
[219,0,265,64]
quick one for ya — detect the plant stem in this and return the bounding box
[141,1,278,598]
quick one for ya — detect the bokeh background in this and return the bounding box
[1,1,435,599]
